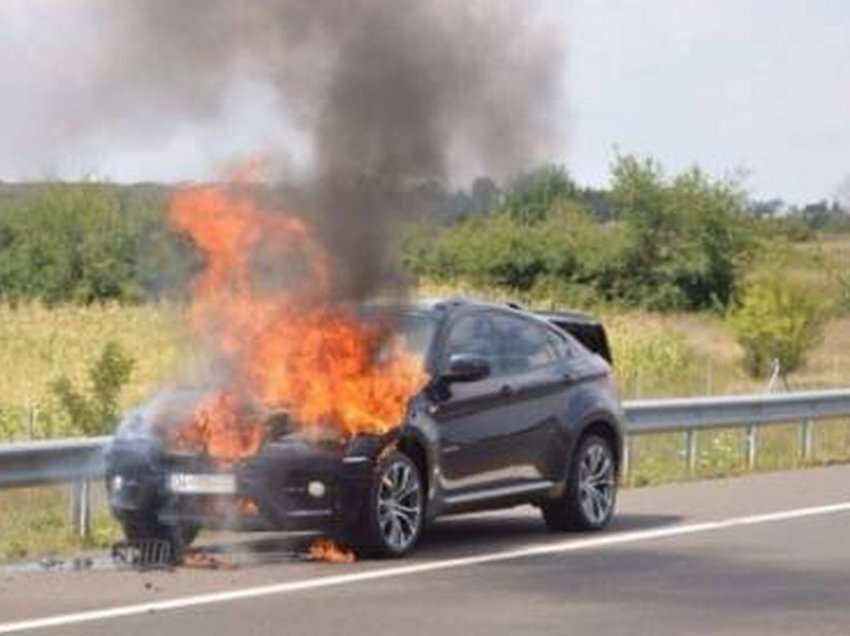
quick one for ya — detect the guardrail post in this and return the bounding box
[71,480,92,539]
[621,435,632,485]
[685,429,698,476]
[801,420,814,463]
[745,425,758,470]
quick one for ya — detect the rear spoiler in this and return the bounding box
[536,311,613,364]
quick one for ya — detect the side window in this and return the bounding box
[441,313,500,375]
[493,316,559,374]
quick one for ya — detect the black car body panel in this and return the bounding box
[106,299,624,537]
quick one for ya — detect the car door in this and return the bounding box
[490,314,571,484]
[430,311,521,497]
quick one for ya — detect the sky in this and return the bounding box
[0,1,848,204]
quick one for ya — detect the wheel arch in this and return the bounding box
[396,432,431,503]
[576,418,623,470]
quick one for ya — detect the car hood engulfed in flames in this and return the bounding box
[116,385,359,463]
[120,179,428,465]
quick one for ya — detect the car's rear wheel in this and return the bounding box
[542,434,617,531]
[348,450,424,558]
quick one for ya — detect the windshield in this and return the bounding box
[358,308,437,359]
[393,312,437,357]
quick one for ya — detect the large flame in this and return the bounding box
[167,181,426,459]
[167,391,266,464]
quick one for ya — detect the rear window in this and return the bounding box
[492,315,559,374]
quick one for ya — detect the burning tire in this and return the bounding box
[346,450,424,558]
[541,434,617,532]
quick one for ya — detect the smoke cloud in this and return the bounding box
[19,1,567,299]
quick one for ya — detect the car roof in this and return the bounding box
[364,297,576,323]
[364,296,503,314]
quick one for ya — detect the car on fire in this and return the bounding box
[106,299,624,559]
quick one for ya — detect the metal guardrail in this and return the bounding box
[621,389,850,479]
[624,389,850,433]
[0,436,109,489]
[0,436,110,537]
[0,389,849,537]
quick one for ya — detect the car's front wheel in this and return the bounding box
[348,450,425,558]
[542,434,618,531]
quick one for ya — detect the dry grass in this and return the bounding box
[0,302,193,439]
[605,311,850,397]
[0,302,191,406]
[0,486,118,561]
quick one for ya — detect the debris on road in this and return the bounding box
[111,540,173,571]
[181,548,237,570]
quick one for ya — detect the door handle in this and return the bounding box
[500,384,515,397]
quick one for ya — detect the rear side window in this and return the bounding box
[547,330,575,359]
[492,315,559,374]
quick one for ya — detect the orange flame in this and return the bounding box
[307,538,356,564]
[168,392,265,464]
[167,179,427,459]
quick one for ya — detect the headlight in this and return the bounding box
[307,480,326,498]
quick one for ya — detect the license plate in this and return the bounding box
[168,473,237,495]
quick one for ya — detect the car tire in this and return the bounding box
[542,434,618,532]
[120,514,199,561]
[347,450,425,559]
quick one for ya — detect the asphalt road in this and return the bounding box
[1,464,849,635]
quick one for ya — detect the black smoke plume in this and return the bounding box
[65,2,566,299]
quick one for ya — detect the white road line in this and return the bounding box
[2,500,849,634]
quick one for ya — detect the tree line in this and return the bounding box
[0,182,195,305]
[406,158,758,311]
[0,157,847,314]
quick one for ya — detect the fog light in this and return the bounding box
[307,480,326,498]
[111,475,124,491]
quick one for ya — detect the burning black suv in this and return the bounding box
[106,299,624,558]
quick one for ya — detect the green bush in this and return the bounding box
[49,341,135,436]
[727,273,829,378]
[403,157,755,312]
[0,182,193,306]
[610,155,754,310]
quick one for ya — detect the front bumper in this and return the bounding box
[105,435,379,532]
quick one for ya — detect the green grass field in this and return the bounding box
[1,296,849,561]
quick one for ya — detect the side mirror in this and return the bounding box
[442,354,491,383]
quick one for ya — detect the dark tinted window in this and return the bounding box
[442,313,500,374]
[493,315,559,374]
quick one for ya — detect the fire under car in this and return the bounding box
[105,299,624,558]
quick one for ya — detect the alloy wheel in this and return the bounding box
[577,441,616,525]
[376,459,422,552]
